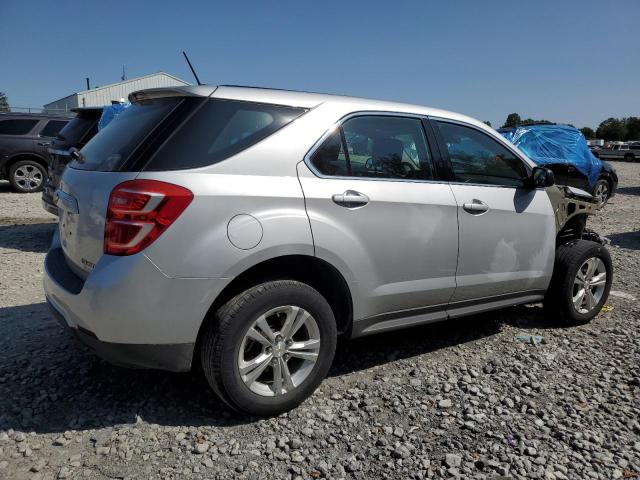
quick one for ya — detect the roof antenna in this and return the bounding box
[182,51,202,86]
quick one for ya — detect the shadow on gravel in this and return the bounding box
[499,304,570,330]
[0,303,246,434]
[606,230,640,250]
[331,311,502,377]
[616,185,640,196]
[0,222,56,253]
[0,300,552,434]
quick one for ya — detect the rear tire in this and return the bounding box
[9,159,46,193]
[624,153,635,163]
[200,280,337,416]
[544,240,612,325]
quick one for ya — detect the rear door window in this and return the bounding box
[144,99,306,171]
[0,119,39,135]
[39,120,68,138]
[310,115,435,180]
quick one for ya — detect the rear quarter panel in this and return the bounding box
[138,172,314,279]
[136,102,359,279]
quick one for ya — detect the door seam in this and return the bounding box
[447,182,461,305]
[295,161,316,256]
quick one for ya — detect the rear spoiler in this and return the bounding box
[128,85,218,104]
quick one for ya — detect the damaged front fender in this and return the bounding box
[546,185,605,244]
[546,185,599,233]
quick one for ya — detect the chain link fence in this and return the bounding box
[2,106,75,116]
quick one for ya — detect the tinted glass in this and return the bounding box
[39,120,68,138]
[0,119,39,135]
[436,121,528,187]
[55,116,99,147]
[74,98,182,171]
[145,99,306,171]
[309,129,350,176]
[311,116,434,180]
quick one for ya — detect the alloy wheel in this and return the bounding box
[237,305,321,397]
[14,164,43,192]
[593,182,608,205]
[572,257,607,314]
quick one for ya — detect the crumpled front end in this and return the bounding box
[547,185,606,245]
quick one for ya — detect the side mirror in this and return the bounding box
[530,166,555,188]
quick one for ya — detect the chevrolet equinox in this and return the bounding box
[44,85,613,415]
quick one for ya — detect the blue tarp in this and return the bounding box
[98,103,130,130]
[500,124,601,187]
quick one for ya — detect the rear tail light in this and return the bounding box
[104,180,193,256]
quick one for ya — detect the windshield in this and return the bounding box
[72,98,182,171]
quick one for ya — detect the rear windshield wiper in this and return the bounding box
[69,147,85,164]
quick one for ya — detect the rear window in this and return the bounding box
[144,99,306,171]
[73,98,181,171]
[73,98,306,172]
[39,120,68,138]
[55,115,100,147]
[0,119,39,135]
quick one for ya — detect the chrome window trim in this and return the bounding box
[302,111,447,185]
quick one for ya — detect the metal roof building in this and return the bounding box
[43,72,190,113]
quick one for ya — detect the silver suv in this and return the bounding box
[44,85,612,415]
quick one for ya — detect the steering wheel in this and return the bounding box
[401,161,416,172]
[364,157,374,170]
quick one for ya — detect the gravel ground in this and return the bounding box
[0,165,639,480]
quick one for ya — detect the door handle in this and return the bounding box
[462,199,489,214]
[332,190,369,208]
[38,141,51,147]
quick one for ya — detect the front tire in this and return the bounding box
[624,153,635,163]
[200,280,337,416]
[9,160,46,193]
[592,179,610,205]
[544,240,612,325]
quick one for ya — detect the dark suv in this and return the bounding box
[42,107,103,215]
[0,113,70,193]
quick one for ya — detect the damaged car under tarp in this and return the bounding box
[499,124,617,205]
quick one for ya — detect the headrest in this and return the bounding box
[372,137,403,165]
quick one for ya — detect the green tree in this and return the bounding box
[501,113,521,128]
[624,117,640,141]
[580,127,595,139]
[0,92,9,112]
[520,118,552,126]
[596,118,626,141]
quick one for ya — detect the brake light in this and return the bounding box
[104,180,193,256]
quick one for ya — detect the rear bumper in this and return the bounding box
[42,197,59,216]
[48,298,194,371]
[43,229,228,371]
